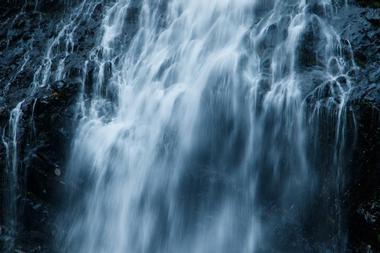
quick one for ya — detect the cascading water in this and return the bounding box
[1,101,23,249]
[58,0,356,252]
[1,0,358,252]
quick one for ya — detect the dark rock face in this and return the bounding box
[1,81,80,252]
[0,1,103,251]
[336,1,380,251]
[348,103,380,252]
[356,0,380,9]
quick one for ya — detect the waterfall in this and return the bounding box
[58,0,356,252]
[1,0,357,252]
[1,101,23,250]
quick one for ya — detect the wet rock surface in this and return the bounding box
[1,81,80,252]
[0,1,103,252]
[336,1,380,251]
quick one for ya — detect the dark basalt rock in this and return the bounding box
[337,1,380,251]
[347,97,380,252]
[0,79,81,252]
[356,0,380,9]
[0,1,102,251]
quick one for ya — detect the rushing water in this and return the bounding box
[60,0,356,252]
[2,0,357,252]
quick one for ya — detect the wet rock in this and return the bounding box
[37,0,65,13]
[347,100,380,251]
[356,0,380,9]
[296,17,325,71]
[63,54,85,80]
[365,9,380,26]
[6,79,81,251]
[0,1,91,251]
[337,3,380,250]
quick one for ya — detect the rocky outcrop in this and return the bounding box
[336,1,380,251]
[0,1,104,251]
[1,81,80,252]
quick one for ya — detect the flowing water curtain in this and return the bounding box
[61,0,356,252]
